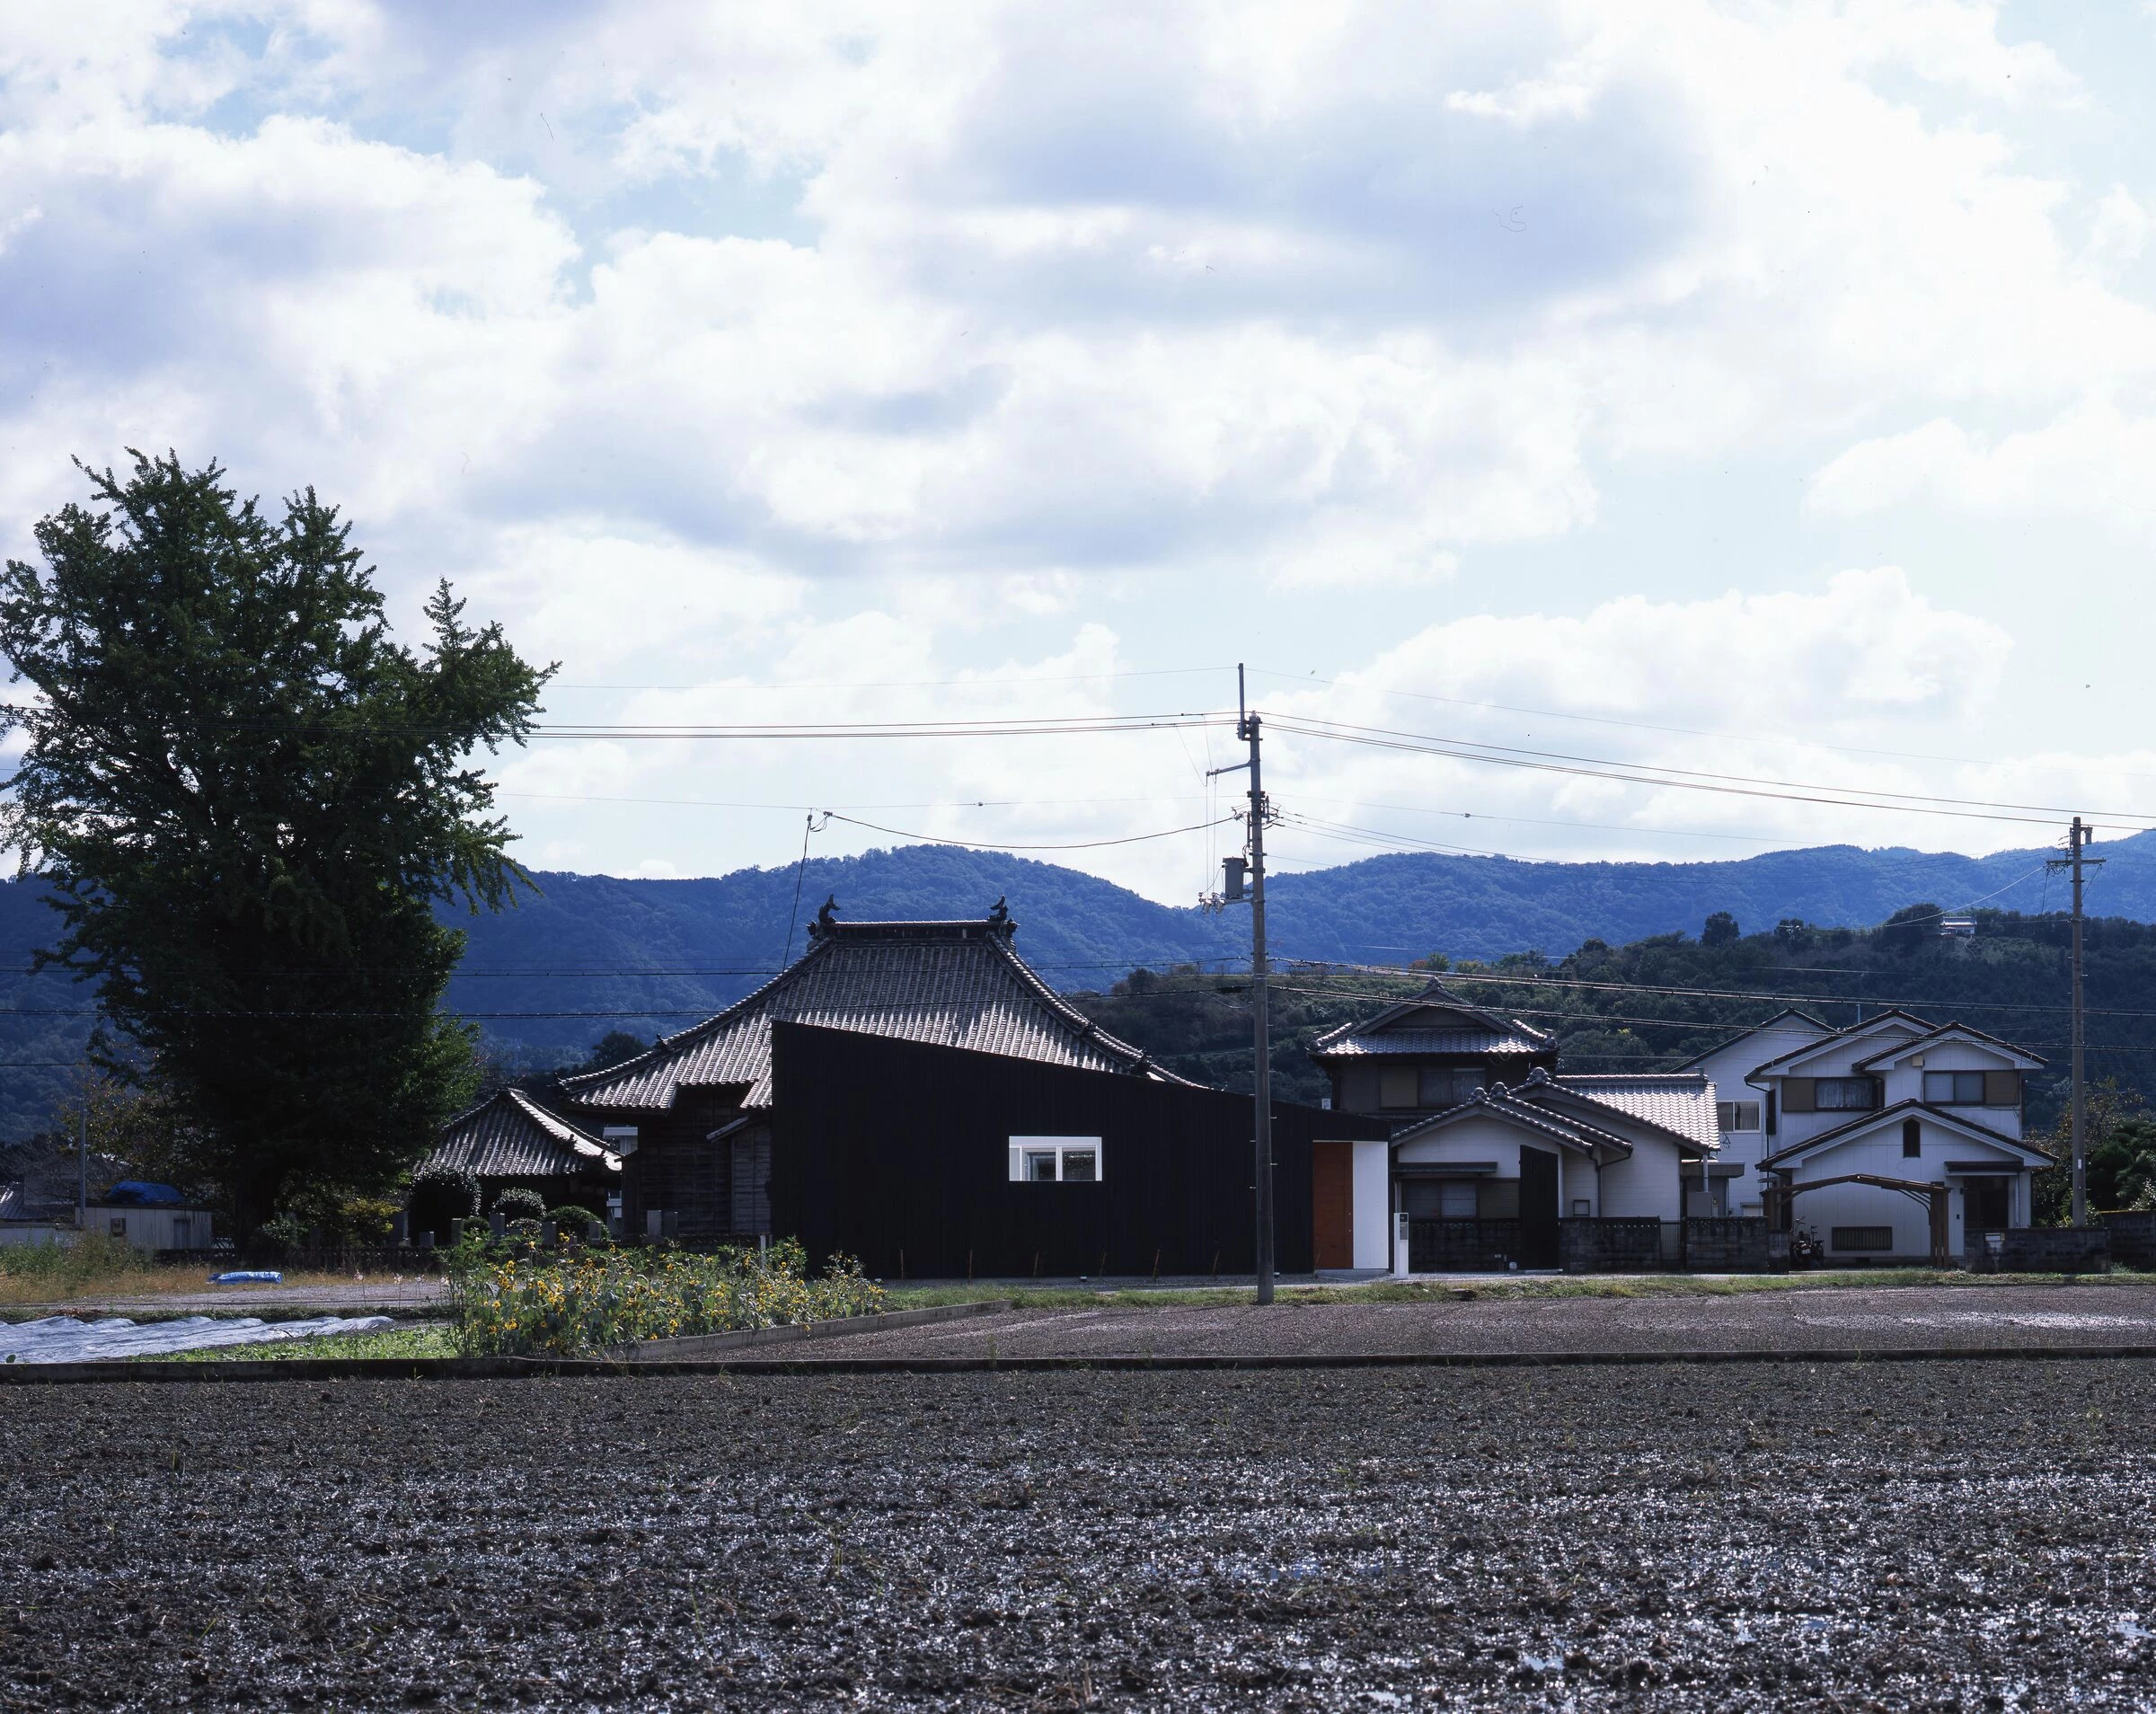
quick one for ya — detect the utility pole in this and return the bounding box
[1240,667,1275,1304]
[77,1100,88,1231]
[1206,667,1274,1303]
[2047,817,2103,1227]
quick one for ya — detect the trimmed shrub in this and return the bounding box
[492,1187,546,1222]
[546,1205,601,1232]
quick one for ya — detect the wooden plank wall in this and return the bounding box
[769,1021,1387,1279]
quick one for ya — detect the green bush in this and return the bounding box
[492,1187,545,1222]
[546,1205,602,1232]
[452,1241,884,1357]
[409,1163,480,1242]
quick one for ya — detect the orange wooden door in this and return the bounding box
[1312,1142,1353,1269]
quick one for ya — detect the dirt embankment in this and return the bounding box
[5,1362,2155,1709]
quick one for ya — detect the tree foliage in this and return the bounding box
[0,452,552,1234]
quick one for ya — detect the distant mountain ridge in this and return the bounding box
[4,828,2152,1140]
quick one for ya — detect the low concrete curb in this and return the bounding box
[603,1297,1013,1359]
[11,1342,2156,1383]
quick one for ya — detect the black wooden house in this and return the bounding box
[560,903,1381,1272]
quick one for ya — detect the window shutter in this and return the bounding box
[1984,1071,2019,1108]
[1009,1145,1025,1182]
[1782,1078,1816,1113]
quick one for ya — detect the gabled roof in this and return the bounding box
[1758,1099,2057,1171]
[1391,1082,1637,1160]
[1538,1071,1720,1154]
[1675,1008,1833,1071]
[1311,979,1554,1062]
[1744,1009,1940,1080]
[425,1088,623,1179]
[561,906,1181,1113]
[1851,1020,2047,1073]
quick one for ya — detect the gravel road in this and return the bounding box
[7,1360,2156,1710]
[792,1282,2156,1361]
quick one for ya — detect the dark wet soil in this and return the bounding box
[798,1283,2156,1360]
[6,1362,2155,1709]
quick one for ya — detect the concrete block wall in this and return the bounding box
[1685,1216,1771,1272]
[2103,1212,2156,1270]
[1560,1217,1663,1274]
[1966,1226,2111,1273]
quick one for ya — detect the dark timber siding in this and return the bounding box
[769,1022,1385,1278]
[606,1087,748,1240]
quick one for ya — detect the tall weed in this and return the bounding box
[452,1240,884,1357]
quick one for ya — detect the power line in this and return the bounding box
[1247,665,2156,787]
[551,666,1233,693]
[1250,961,2156,1023]
[821,810,1240,853]
[1268,713,2156,830]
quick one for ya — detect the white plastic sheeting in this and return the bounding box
[0,1314,396,1364]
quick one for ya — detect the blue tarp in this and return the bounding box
[101,1180,186,1206]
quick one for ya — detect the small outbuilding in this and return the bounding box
[417,1087,623,1229]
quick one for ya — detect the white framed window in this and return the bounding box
[1008,1136,1105,1183]
[602,1126,640,1158]
[1923,1071,1986,1105]
[1716,1100,1761,1133]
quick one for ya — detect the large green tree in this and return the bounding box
[0,452,552,1238]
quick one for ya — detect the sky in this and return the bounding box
[3,1,2153,907]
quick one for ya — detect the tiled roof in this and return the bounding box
[424,1089,623,1179]
[561,913,1180,1113]
[1551,1073,1720,1152]
[1315,1027,1550,1058]
[1312,982,1553,1061]
[1392,1086,1636,1159]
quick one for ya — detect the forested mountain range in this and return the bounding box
[5,827,2154,1140]
[1072,909,2156,1132]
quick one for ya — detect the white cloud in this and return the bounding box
[1289,566,2010,736]
[2,0,2152,895]
[1807,408,2156,538]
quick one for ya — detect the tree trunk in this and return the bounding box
[230,1172,279,1258]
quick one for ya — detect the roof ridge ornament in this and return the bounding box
[987,896,1010,927]
[812,894,839,936]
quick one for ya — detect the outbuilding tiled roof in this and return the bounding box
[424,1088,623,1179]
[561,909,1181,1113]
[1551,1073,1720,1153]
[1312,981,1554,1062]
[1315,1026,1549,1058]
[1391,1085,1637,1159]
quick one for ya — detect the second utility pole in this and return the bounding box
[1239,667,1275,1304]
[2049,817,2102,1227]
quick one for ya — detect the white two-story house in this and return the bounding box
[1681,1009,1834,1215]
[1690,1007,2051,1263]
